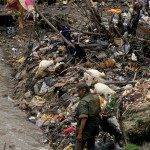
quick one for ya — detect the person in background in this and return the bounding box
[75,84,100,150]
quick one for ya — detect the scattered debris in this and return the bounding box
[1,0,150,149]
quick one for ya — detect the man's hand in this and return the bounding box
[77,133,82,141]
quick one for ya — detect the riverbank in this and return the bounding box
[0,33,49,150]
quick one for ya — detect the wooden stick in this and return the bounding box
[34,4,75,48]
[132,72,137,81]
[131,37,150,42]
[86,56,99,65]
[113,26,128,43]
[56,136,67,150]
[80,43,100,47]
[73,1,91,22]
[94,8,112,38]
[104,81,137,85]
[84,0,101,32]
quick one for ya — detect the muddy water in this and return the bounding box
[0,45,44,149]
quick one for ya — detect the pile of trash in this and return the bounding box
[4,0,150,149]
[9,30,149,149]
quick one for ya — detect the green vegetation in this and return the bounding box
[124,144,139,150]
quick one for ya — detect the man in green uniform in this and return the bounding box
[75,84,100,150]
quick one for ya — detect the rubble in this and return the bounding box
[1,0,150,149]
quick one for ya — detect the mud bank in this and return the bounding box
[0,35,46,150]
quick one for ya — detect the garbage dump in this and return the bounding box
[1,0,150,149]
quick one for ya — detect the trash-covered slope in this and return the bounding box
[3,0,150,149]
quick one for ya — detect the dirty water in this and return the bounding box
[0,44,44,149]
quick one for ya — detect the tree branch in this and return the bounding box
[34,4,75,48]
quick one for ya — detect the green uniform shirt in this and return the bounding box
[76,93,101,140]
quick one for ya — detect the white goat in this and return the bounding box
[91,83,116,99]
[39,60,54,69]
[83,69,105,86]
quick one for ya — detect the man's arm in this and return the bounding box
[77,118,87,141]
[77,99,88,141]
